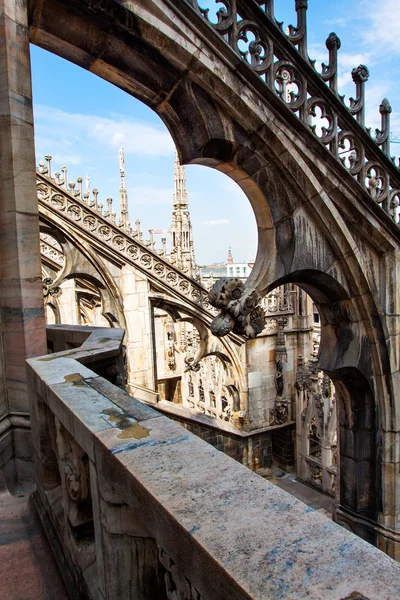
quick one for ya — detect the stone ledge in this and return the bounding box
[27,325,400,600]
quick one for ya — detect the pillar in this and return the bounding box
[0,0,46,488]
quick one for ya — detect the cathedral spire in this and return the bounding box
[118,146,130,231]
[170,152,196,276]
[173,150,188,209]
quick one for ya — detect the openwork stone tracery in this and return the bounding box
[155,310,237,422]
[189,0,400,221]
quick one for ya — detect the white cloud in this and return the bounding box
[362,0,400,54]
[33,105,175,158]
[324,17,348,27]
[202,219,230,226]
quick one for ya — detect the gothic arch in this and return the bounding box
[149,297,246,401]
[39,217,126,330]
[29,2,393,414]
[29,0,397,548]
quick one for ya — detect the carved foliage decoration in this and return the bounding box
[55,420,93,534]
[42,276,62,299]
[208,278,266,338]
[158,546,203,600]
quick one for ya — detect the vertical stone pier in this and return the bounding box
[0,0,46,488]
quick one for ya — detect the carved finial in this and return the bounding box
[61,165,67,187]
[92,188,98,211]
[351,64,369,84]
[349,65,369,126]
[148,229,154,250]
[380,98,392,115]
[285,0,308,58]
[375,98,392,156]
[325,32,341,51]
[44,155,52,178]
[76,177,83,199]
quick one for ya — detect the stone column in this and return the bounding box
[0,0,46,487]
[119,265,155,390]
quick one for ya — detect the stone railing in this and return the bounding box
[36,164,216,318]
[27,325,400,599]
[185,0,400,222]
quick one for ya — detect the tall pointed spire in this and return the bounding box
[173,151,188,209]
[170,152,196,276]
[227,247,234,264]
[118,146,130,231]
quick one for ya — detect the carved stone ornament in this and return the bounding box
[42,276,62,299]
[270,400,289,426]
[208,278,266,338]
[158,545,203,600]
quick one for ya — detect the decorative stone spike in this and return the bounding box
[148,229,154,250]
[44,155,52,177]
[375,98,392,156]
[61,165,67,187]
[285,0,308,58]
[105,198,113,219]
[321,32,341,93]
[92,188,98,210]
[349,64,369,126]
[77,177,83,199]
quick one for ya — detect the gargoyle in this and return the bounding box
[208,278,266,339]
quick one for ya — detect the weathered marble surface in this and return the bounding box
[27,327,400,600]
[0,0,46,488]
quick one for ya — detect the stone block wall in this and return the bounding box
[271,424,296,471]
[159,411,273,471]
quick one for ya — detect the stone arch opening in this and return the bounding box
[152,305,237,422]
[263,272,381,543]
[28,1,395,550]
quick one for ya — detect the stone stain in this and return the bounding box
[117,423,149,439]
[111,435,190,455]
[101,408,150,439]
[64,373,86,386]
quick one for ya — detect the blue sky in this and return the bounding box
[30,0,400,265]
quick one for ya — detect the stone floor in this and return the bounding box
[258,467,333,519]
[0,489,69,600]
